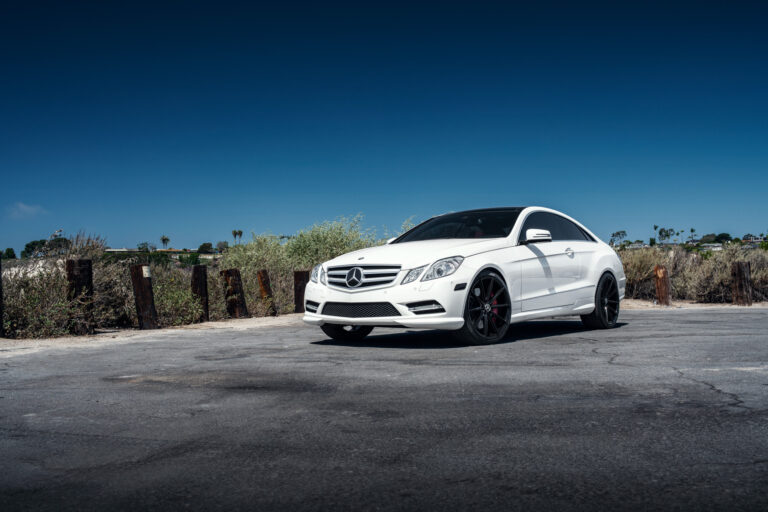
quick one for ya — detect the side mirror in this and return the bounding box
[386,237,397,244]
[524,229,552,244]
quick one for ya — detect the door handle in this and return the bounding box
[565,247,574,257]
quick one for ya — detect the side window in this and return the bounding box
[519,212,590,242]
[552,216,590,241]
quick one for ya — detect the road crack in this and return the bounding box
[591,347,634,367]
[672,367,753,411]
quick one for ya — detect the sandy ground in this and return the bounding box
[1,299,765,350]
[620,298,768,310]
[0,314,304,354]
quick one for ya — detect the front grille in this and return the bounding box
[327,264,401,289]
[321,302,401,318]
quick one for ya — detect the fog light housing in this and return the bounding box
[406,300,446,315]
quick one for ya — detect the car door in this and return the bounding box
[519,212,578,311]
[548,214,598,307]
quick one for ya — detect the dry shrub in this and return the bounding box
[618,247,666,299]
[206,262,228,321]
[618,246,768,302]
[93,257,136,328]
[219,236,296,315]
[151,264,204,326]
[688,246,768,302]
[1,261,71,338]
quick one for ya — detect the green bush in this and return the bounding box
[218,216,381,315]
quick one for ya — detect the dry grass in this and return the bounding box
[618,246,768,302]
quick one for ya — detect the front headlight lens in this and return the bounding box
[422,256,464,281]
[320,267,326,285]
[310,264,321,283]
[401,265,426,285]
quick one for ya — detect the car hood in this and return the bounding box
[325,238,509,269]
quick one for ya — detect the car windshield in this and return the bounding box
[393,209,523,243]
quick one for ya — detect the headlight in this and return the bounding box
[310,264,321,283]
[422,256,464,281]
[320,267,326,285]
[401,265,426,285]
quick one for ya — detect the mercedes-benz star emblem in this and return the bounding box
[346,267,364,288]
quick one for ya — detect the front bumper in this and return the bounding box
[302,271,470,330]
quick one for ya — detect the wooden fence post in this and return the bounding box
[257,269,277,316]
[66,259,94,334]
[731,261,753,306]
[220,269,249,318]
[293,270,310,313]
[191,265,209,322]
[654,264,671,306]
[130,264,159,329]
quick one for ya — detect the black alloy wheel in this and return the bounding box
[581,272,620,329]
[320,324,374,341]
[455,270,511,345]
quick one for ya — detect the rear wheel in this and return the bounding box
[454,270,511,345]
[320,324,374,341]
[581,272,620,329]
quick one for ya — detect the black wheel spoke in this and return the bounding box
[490,311,507,325]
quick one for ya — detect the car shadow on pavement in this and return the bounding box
[312,319,627,349]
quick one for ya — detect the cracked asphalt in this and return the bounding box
[1,309,767,511]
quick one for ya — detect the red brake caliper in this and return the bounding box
[491,292,498,326]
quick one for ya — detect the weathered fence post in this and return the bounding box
[293,270,310,313]
[257,269,277,316]
[66,259,94,334]
[654,264,671,306]
[731,261,753,306]
[130,264,159,329]
[220,269,249,318]
[191,265,209,322]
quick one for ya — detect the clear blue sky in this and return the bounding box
[2,1,767,253]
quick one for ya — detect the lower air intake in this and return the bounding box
[321,302,401,318]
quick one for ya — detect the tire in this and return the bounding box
[581,272,620,329]
[453,270,511,345]
[320,324,374,341]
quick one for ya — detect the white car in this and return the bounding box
[303,207,626,345]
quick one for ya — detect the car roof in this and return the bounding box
[439,207,526,215]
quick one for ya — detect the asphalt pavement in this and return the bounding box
[1,309,767,511]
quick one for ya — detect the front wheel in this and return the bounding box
[581,272,620,329]
[320,324,374,341]
[453,270,511,345]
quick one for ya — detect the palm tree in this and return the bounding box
[232,230,238,244]
[237,230,243,244]
[160,235,170,249]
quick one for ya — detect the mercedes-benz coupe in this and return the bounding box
[303,207,625,345]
